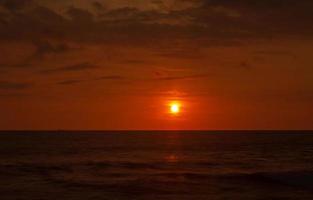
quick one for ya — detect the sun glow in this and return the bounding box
[169,102,181,114]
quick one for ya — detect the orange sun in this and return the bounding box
[169,102,181,114]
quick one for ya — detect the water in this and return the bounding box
[0,131,313,199]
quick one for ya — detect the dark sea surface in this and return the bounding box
[1,131,313,200]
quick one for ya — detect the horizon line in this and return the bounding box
[0,129,313,132]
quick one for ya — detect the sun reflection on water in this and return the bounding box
[165,154,179,163]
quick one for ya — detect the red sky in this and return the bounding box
[0,0,313,130]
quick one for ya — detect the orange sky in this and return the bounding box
[0,0,313,130]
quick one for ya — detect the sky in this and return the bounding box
[0,0,313,130]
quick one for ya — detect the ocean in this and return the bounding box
[0,131,313,199]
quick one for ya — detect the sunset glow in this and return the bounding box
[1,1,313,199]
[0,0,312,130]
[169,102,181,115]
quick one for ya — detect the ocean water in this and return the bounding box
[0,131,313,200]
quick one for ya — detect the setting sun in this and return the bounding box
[170,102,180,114]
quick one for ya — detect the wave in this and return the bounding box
[38,170,313,197]
[163,171,313,189]
[2,162,313,190]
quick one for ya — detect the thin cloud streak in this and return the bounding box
[0,80,31,90]
[155,74,209,81]
[57,75,126,85]
[41,63,98,74]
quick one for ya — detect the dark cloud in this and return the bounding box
[58,75,125,85]
[96,75,125,80]
[31,40,71,60]
[118,59,148,65]
[57,79,85,85]
[101,7,163,23]
[253,50,292,56]
[155,48,205,59]
[67,7,94,22]
[41,63,98,74]
[0,6,67,41]
[59,74,204,83]
[92,1,106,12]
[0,0,32,11]
[0,81,31,90]
[0,63,32,69]
[193,0,313,34]
[156,74,208,81]
[0,14,8,25]
[0,92,30,98]
[0,1,312,47]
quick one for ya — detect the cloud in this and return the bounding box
[118,59,148,65]
[0,80,31,90]
[58,73,205,85]
[58,75,125,85]
[0,0,32,11]
[253,50,292,56]
[31,40,71,60]
[155,47,205,59]
[92,1,106,12]
[67,6,94,22]
[156,74,209,81]
[57,79,85,85]
[0,1,312,48]
[41,62,98,74]
[0,92,30,98]
[95,75,125,80]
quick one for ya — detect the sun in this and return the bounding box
[170,102,180,114]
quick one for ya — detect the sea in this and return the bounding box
[0,131,313,200]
